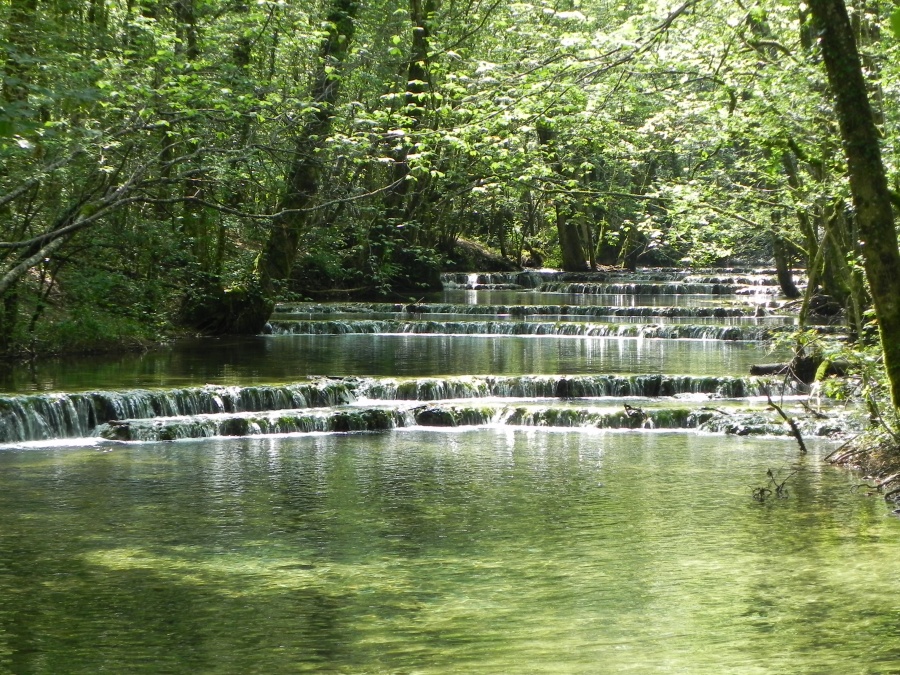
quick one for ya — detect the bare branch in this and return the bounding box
[0,236,69,296]
[0,149,87,211]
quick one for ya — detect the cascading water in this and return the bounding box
[0,266,839,447]
[266,319,798,340]
[0,373,814,443]
[0,380,358,443]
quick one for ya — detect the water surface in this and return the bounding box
[0,267,878,675]
[0,334,785,393]
[0,430,896,674]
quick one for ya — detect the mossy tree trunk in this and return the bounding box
[0,0,36,356]
[618,157,657,271]
[368,0,445,295]
[258,0,358,296]
[807,0,900,409]
[0,286,18,359]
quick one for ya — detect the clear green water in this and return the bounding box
[0,430,897,674]
[0,334,783,393]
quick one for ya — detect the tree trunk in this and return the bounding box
[184,0,358,334]
[2,0,38,109]
[807,0,900,409]
[0,286,19,359]
[259,0,357,290]
[0,0,35,355]
[536,120,588,271]
[368,0,445,295]
[555,205,587,271]
[771,229,801,299]
[618,156,657,271]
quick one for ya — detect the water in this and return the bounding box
[270,311,797,326]
[0,334,785,393]
[0,430,897,674]
[2,267,893,673]
[436,289,766,307]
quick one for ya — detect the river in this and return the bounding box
[0,268,897,674]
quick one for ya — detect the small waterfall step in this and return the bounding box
[267,319,797,341]
[274,302,786,320]
[98,405,411,441]
[535,281,781,296]
[0,374,809,443]
[94,399,853,443]
[440,268,807,291]
[352,373,808,400]
[0,380,358,443]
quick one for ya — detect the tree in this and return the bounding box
[182,0,360,334]
[806,0,900,409]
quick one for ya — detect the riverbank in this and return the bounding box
[827,433,900,502]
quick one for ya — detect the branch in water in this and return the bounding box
[766,393,807,454]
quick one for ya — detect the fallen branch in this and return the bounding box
[623,403,650,428]
[823,434,862,462]
[753,467,798,501]
[799,400,829,419]
[875,472,900,488]
[767,393,807,454]
[698,406,729,415]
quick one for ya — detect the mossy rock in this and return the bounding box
[415,407,457,427]
[100,421,132,441]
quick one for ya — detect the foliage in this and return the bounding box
[1,0,900,384]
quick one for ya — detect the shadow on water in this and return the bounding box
[0,268,880,674]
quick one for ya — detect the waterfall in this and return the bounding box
[0,380,358,443]
[0,373,811,443]
[96,407,409,442]
[3,266,840,446]
[275,303,771,319]
[268,319,791,340]
[535,282,780,296]
[91,400,856,442]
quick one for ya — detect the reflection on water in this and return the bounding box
[0,334,788,393]
[0,430,897,674]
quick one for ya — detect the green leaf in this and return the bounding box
[892,9,900,40]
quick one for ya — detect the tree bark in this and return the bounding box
[807,0,900,409]
[259,0,357,291]
[618,157,657,271]
[555,205,587,271]
[0,286,18,359]
[367,0,446,295]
